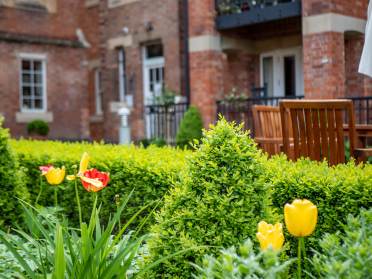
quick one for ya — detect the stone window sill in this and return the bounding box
[90,114,104,123]
[16,111,53,123]
[108,0,140,9]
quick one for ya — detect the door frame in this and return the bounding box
[260,46,304,97]
[142,46,165,105]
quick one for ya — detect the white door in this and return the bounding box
[142,44,165,138]
[143,46,165,105]
[260,47,304,97]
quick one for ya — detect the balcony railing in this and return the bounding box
[216,0,302,30]
[216,96,372,137]
[216,95,304,135]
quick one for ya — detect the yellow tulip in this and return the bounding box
[44,166,65,185]
[284,199,318,237]
[78,152,90,175]
[67,152,90,181]
[256,221,284,251]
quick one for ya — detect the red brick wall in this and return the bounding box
[0,42,89,139]
[302,0,368,19]
[189,51,224,125]
[189,0,217,36]
[344,36,367,97]
[223,51,260,96]
[0,0,83,40]
[99,0,183,142]
[303,32,346,98]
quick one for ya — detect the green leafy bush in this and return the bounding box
[27,120,49,136]
[265,156,372,254]
[146,119,271,278]
[0,119,29,229]
[310,208,372,278]
[0,193,164,278]
[10,139,190,230]
[193,239,293,279]
[176,106,203,148]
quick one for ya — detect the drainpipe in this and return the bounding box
[182,0,190,106]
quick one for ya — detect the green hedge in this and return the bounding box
[265,156,372,255]
[146,119,271,278]
[0,120,30,229]
[10,140,190,230]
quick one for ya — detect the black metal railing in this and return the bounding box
[216,95,372,136]
[144,102,189,145]
[216,95,304,134]
[346,96,372,125]
[216,0,299,15]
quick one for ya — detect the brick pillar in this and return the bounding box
[188,0,224,126]
[303,32,346,98]
[302,0,370,99]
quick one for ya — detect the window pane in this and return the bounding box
[33,61,43,72]
[22,86,32,97]
[34,86,43,97]
[34,98,43,109]
[34,73,43,84]
[146,44,163,59]
[22,99,32,110]
[22,60,31,70]
[22,73,31,83]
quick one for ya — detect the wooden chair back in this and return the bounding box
[252,105,284,156]
[279,100,357,165]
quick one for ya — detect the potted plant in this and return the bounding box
[27,119,49,140]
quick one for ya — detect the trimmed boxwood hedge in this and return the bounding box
[10,139,190,231]
[0,120,30,230]
[265,156,372,256]
[145,119,272,278]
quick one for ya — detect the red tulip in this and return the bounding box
[80,168,110,192]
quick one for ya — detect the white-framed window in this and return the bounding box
[94,69,103,115]
[19,54,47,112]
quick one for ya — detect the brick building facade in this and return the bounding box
[0,0,371,142]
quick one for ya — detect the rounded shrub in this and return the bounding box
[0,118,29,229]
[146,118,272,278]
[176,106,203,148]
[27,119,49,136]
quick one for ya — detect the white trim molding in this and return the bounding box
[303,13,366,35]
[108,0,140,9]
[16,111,53,123]
[107,35,133,49]
[189,35,221,53]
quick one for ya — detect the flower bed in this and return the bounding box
[9,139,190,231]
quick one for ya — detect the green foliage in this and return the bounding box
[176,106,203,148]
[138,138,167,148]
[0,119,30,229]
[193,239,294,279]
[310,208,372,279]
[0,193,164,278]
[10,139,190,231]
[265,156,372,255]
[147,118,271,278]
[27,119,49,136]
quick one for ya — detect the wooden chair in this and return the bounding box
[279,100,372,165]
[252,105,286,156]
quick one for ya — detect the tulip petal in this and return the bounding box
[80,176,103,188]
[66,175,76,181]
[79,152,90,175]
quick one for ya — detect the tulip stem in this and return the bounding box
[301,237,307,277]
[297,237,302,279]
[35,176,43,205]
[54,187,58,208]
[74,179,83,227]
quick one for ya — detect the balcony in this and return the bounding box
[216,0,302,30]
